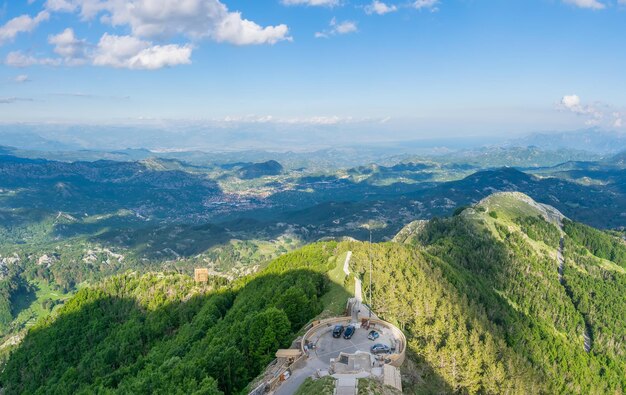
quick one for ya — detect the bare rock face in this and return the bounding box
[478,191,566,227]
[392,220,428,245]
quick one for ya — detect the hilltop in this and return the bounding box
[238,160,284,179]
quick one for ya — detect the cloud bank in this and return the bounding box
[3,0,291,69]
[560,94,623,128]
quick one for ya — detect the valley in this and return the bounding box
[0,146,625,394]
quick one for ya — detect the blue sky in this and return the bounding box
[0,0,625,139]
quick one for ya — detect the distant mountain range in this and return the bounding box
[2,124,623,158]
[507,128,626,153]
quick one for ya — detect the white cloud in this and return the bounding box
[365,1,398,15]
[611,112,623,128]
[48,28,89,65]
[5,51,60,67]
[334,20,358,34]
[559,94,625,129]
[281,115,346,125]
[562,95,603,126]
[0,97,33,104]
[562,0,606,9]
[45,0,291,45]
[561,94,581,110]
[0,11,49,45]
[5,52,38,67]
[5,0,289,70]
[92,34,192,70]
[44,0,77,12]
[7,30,192,70]
[281,0,340,6]
[13,74,31,83]
[211,12,291,45]
[413,0,439,10]
[316,18,358,38]
[217,114,382,125]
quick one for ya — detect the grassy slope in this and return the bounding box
[294,376,336,395]
[357,378,403,395]
[318,250,352,318]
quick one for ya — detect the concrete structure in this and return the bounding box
[275,349,302,359]
[336,376,357,395]
[301,316,406,367]
[383,364,403,392]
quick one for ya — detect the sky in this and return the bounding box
[0,0,625,141]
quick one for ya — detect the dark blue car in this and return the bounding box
[332,325,344,338]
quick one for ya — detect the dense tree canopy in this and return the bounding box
[1,243,338,394]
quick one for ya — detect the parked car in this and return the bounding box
[332,325,344,338]
[343,325,355,339]
[367,330,380,341]
[370,344,391,354]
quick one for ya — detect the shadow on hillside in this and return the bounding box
[8,279,37,319]
[0,156,224,225]
[0,265,454,395]
[0,207,51,231]
[0,268,359,395]
[90,221,234,259]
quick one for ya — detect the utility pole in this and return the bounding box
[369,226,372,318]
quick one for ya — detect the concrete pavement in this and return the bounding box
[343,251,352,276]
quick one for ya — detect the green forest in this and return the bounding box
[1,243,339,394]
[2,193,625,394]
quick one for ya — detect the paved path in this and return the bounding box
[274,358,326,395]
[354,277,362,303]
[343,251,352,276]
[335,376,357,395]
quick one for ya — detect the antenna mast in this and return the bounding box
[369,226,372,318]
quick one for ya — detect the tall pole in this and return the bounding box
[369,227,372,318]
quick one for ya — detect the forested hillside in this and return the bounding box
[2,193,625,394]
[345,193,625,393]
[1,243,340,394]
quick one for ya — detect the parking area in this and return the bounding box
[311,323,398,364]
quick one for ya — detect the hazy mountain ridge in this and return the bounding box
[508,129,626,154]
[237,160,284,179]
